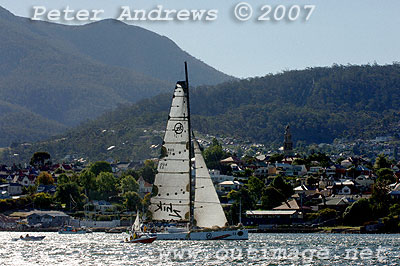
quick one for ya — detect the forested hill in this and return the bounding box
[3,64,400,163]
[0,6,232,147]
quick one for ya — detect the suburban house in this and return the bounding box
[318,196,350,211]
[91,200,115,213]
[354,175,375,192]
[0,183,23,197]
[209,169,234,184]
[37,184,57,194]
[12,175,36,186]
[27,211,70,228]
[0,214,18,229]
[138,176,153,196]
[245,200,304,225]
[216,180,241,194]
[332,180,356,195]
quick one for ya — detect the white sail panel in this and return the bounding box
[150,83,191,222]
[162,143,189,160]
[193,140,228,228]
[133,212,140,232]
[164,120,189,145]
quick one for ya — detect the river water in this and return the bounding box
[0,232,399,265]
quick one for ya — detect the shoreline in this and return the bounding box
[0,226,388,234]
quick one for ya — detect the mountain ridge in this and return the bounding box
[0,6,233,147]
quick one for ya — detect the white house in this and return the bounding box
[138,176,152,195]
[216,180,241,193]
[209,169,234,183]
[91,200,115,213]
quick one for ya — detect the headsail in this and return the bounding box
[149,82,191,222]
[193,139,228,228]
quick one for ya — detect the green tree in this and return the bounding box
[123,191,142,211]
[268,154,284,163]
[318,208,337,221]
[376,168,395,183]
[120,175,139,194]
[33,192,53,209]
[140,160,157,184]
[261,186,285,209]
[120,169,140,180]
[247,176,265,202]
[271,175,293,198]
[343,198,372,225]
[79,169,96,191]
[203,138,230,170]
[374,154,391,170]
[389,203,400,217]
[89,161,112,176]
[96,172,117,194]
[57,173,70,184]
[227,188,255,225]
[30,152,51,168]
[36,172,54,185]
[55,182,82,211]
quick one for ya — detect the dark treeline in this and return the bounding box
[3,64,400,164]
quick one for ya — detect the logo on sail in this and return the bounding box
[174,122,184,134]
[154,201,182,219]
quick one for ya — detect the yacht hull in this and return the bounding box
[154,229,248,240]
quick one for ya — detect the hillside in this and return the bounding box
[0,6,233,146]
[3,64,400,164]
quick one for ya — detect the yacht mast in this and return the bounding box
[185,62,195,229]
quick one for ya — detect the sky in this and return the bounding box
[0,0,399,78]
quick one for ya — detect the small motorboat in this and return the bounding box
[12,235,46,241]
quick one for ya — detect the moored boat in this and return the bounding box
[58,225,87,234]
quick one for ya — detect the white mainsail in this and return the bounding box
[193,139,228,228]
[149,83,191,222]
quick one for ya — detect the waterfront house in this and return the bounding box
[27,211,70,228]
[0,214,18,229]
[318,196,350,211]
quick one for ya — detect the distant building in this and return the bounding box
[0,214,18,229]
[283,125,294,156]
[216,180,241,193]
[27,211,70,228]
[138,176,153,196]
[209,169,234,184]
[91,200,115,213]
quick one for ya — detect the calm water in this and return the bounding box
[1,232,399,265]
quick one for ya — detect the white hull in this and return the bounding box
[155,229,248,240]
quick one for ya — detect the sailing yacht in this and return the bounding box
[149,63,248,240]
[124,212,157,243]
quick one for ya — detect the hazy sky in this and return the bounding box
[1,0,399,78]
